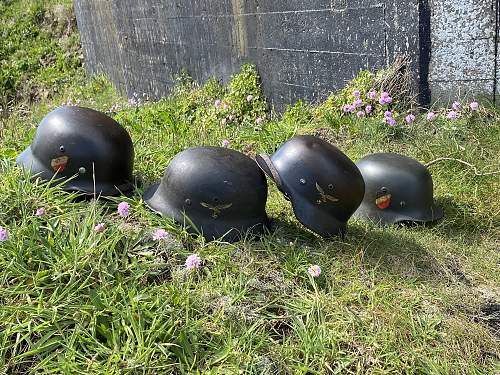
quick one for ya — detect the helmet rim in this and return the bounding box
[17,146,134,195]
[144,182,269,242]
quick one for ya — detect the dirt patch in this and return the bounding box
[444,255,472,285]
[478,303,500,338]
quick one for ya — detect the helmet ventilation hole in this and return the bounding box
[59,146,65,153]
[299,178,306,185]
[400,201,406,207]
[328,184,334,190]
[185,199,192,206]
[78,167,86,174]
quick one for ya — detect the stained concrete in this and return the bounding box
[74,0,499,109]
[428,0,498,101]
[74,0,423,110]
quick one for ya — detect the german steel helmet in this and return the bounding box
[16,106,134,195]
[256,135,365,237]
[354,153,443,224]
[144,146,269,242]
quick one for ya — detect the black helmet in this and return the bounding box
[16,106,135,196]
[256,135,365,237]
[144,146,269,242]
[354,153,443,225]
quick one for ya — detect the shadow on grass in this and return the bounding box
[266,216,455,284]
[431,196,491,244]
[344,224,449,283]
[267,215,325,243]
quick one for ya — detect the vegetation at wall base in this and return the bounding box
[0,0,82,113]
[0,1,499,374]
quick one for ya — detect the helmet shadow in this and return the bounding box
[430,196,493,245]
[261,216,453,284]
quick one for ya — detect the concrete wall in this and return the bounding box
[74,0,423,110]
[429,0,499,101]
[74,0,500,109]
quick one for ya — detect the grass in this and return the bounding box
[1,1,500,374]
[0,0,82,111]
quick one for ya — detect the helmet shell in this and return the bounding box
[16,106,134,195]
[256,135,365,237]
[144,147,269,242]
[354,153,443,224]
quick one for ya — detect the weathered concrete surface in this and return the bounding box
[74,0,423,110]
[429,0,498,101]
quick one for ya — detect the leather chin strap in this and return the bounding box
[257,154,284,192]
